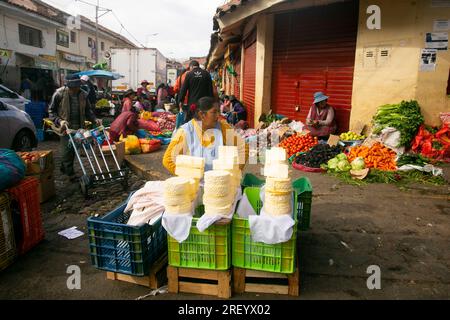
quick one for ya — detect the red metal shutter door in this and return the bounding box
[271,1,358,132]
[243,39,256,127]
[234,58,241,100]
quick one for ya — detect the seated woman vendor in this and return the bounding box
[163,96,246,174]
[306,92,337,140]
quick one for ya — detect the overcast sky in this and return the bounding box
[42,0,226,60]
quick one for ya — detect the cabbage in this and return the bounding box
[336,153,348,161]
[351,157,366,171]
[337,160,352,172]
[327,158,339,170]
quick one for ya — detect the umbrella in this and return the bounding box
[74,70,124,80]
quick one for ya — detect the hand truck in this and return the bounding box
[44,119,129,198]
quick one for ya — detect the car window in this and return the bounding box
[0,86,18,99]
[0,87,10,98]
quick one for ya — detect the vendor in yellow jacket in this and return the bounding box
[163,97,247,174]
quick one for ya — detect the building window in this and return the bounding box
[101,42,105,51]
[18,24,43,48]
[57,30,69,47]
[88,37,94,48]
[70,31,77,43]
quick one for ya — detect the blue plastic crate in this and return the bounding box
[25,102,46,117]
[36,129,44,142]
[87,198,167,276]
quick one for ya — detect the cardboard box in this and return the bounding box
[100,141,125,168]
[32,170,56,203]
[18,151,54,175]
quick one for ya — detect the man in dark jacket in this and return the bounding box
[178,60,213,108]
[49,75,100,180]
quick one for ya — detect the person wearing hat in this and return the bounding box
[137,80,150,99]
[121,89,136,113]
[226,95,247,126]
[306,92,337,139]
[48,74,101,180]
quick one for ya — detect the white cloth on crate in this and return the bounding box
[236,191,257,218]
[248,207,296,245]
[162,211,194,243]
[196,187,242,233]
[241,187,296,245]
[126,181,165,226]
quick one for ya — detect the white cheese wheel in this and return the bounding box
[204,204,233,216]
[175,166,205,179]
[265,192,291,204]
[203,194,234,207]
[164,177,191,195]
[176,155,205,169]
[203,183,230,196]
[265,203,292,216]
[164,194,191,206]
[165,203,193,214]
[213,158,239,171]
[204,170,231,185]
[266,177,292,193]
[264,163,289,179]
[265,147,287,165]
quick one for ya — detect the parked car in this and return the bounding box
[0,84,30,111]
[0,101,37,151]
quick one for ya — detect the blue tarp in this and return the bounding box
[73,70,124,80]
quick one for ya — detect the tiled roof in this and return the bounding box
[3,0,136,47]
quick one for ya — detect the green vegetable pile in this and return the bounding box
[330,170,446,187]
[321,154,352,172]
[397,154,431,167]
[373,100,424,148]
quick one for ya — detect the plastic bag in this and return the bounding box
[121,135,141,155]
[377,127,405,155]
[0,149,26,191]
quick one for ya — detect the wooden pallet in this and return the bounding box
[167,266,232,299]
[106,255,167,289]
[233,267,300,297]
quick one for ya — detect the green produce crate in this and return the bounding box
[167,206,231,270]
[232,187,298,274]
[293,178,313,231]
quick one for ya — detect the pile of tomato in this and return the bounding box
[279,134,319,158]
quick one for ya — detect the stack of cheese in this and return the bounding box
[203,171,234,217]
[213,146,242,190]
[175,155,205,180]
[263,148,292,216]
[163,177,196,214]
[175,155,204,196]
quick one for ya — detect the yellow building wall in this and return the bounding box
[351,0,450,129]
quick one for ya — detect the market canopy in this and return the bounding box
[74,70,124,80]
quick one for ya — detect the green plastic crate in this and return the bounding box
[167,206,231,270]
[241,173,265,193]
[232,187,298,274]
[293,178,313,231]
